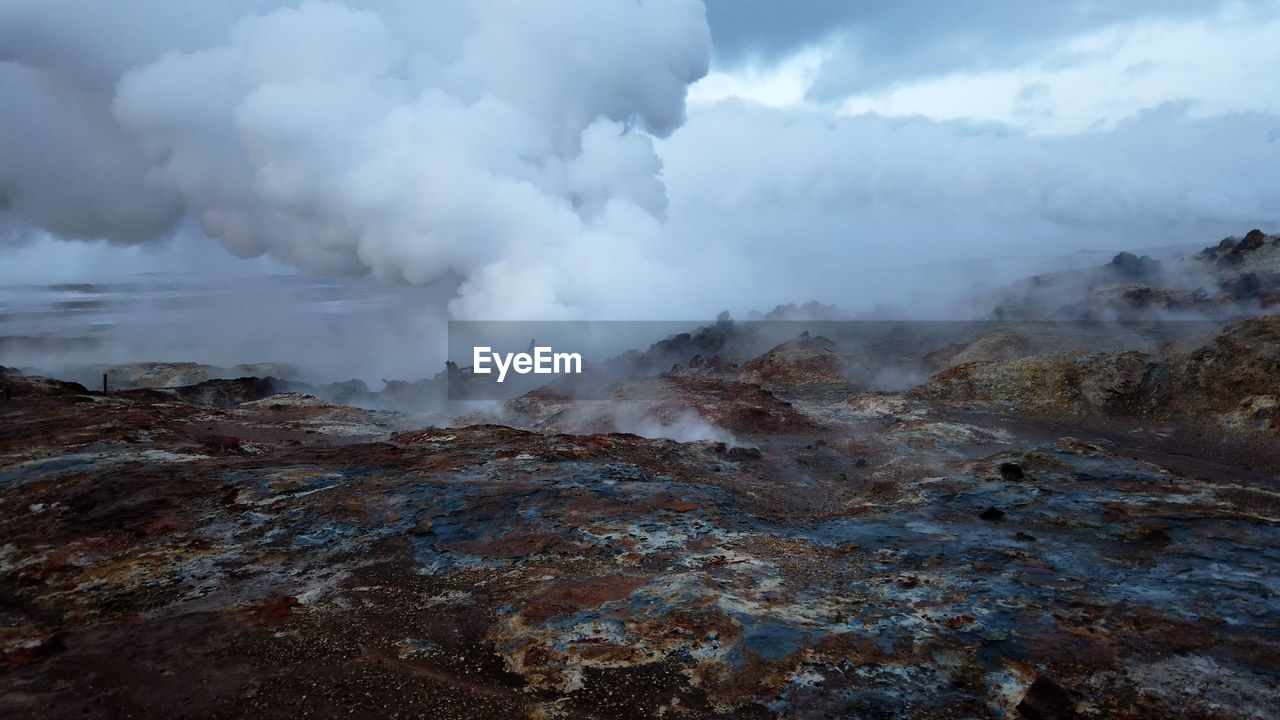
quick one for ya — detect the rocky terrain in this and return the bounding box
[2,234,1279,718]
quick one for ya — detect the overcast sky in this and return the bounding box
[1,0,1277,320]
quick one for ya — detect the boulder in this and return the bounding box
[1242,228,1268,250]
[1109,251,1161,278]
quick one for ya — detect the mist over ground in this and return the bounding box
[2,0,1278,377]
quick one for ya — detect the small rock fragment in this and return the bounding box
[1017,675,1079,720]
[726,446,763,461]
[979,507,1006,521]
[999,462,1026,481]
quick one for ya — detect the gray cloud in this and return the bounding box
[657,101,1280,313]
[0,0,1276,333]
[703,0,1254,99]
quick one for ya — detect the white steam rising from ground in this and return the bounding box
[610,405,738,446]
[2,0,710,319]
[1,0,1278,328]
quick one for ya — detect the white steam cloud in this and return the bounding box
[1,0,710,318]
[1,0,1278,328]
[658,101,1280,312]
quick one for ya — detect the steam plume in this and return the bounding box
[0,0,710,318]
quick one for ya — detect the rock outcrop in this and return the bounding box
[738,334,856,389]
[914,316,1280,431]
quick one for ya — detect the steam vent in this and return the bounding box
[3,2,1280,718]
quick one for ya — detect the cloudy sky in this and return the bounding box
[1,0,1278,321]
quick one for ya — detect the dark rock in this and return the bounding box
[1110,251,1140,274]
[672,354,737,379]
[624,322,739,376]
[1017,675,1078,720]
[1218,237,1239,251]
[1242,229,1267,250]
[380,377,444,406]
[999,462,1026,481]
[979,507,1006,521]
[1134,524,1172,543]
[1015,532,1038,542]
[1120,285,1157,306]
[321,378,373,405]
[0,374,88,398]
[854,458,868,468]
[1221,272,1262,300]
[726,446,763,461]
[757,301,845,321]
[170,376,314,408]
[1109,251,1161,278]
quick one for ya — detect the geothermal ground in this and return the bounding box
[3,234,1280,719]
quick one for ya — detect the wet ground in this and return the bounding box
[2,367,1278,718]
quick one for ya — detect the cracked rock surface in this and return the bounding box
[4,316,1280,719]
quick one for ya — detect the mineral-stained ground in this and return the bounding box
[3,235,1280,719]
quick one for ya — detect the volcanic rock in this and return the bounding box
[999,462,1026,481]
[500,375,819,438]
[1218,394,1279,431]
[1017,675,1079,720]
[618,320,741,376]
[320,378,375,405]
[1109,251,1161,279]
[725,445,764,461]
[667,354,741,383]
[4,348,1280,717]
[379,377,444,407]
[924,330,1034,370]
[912,315,1280,432]
[0,373,88,398]
[752,301,846,321]
[167,376,314,407]
[1166,315,1280,417]
[1220,271,1262,300]
[6,246,1280,717]
[914,350,1169,418]
[100,362,218,389]
[739,334,855,390]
